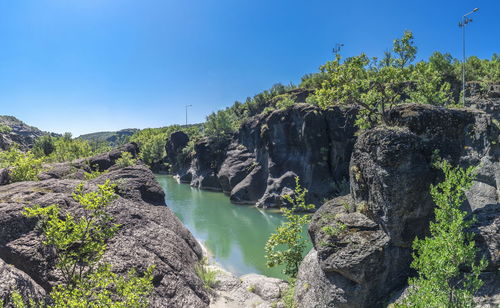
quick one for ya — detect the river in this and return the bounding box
[155,174,311,280]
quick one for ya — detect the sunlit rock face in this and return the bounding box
[296,102,499,308]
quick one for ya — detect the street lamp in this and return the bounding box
[185,104,192,126]
[333,43,344,57]
[458,8,479,105]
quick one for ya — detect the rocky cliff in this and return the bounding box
[0,144,210,307]
[0,116,56,151]
[170,104,358,207]
[295,102,499,307]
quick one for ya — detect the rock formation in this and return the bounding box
[171,104,358,207]
[0,116,56,151]
[0,144,210,307]
[295,103,499,307]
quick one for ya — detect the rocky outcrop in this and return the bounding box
[296,103,499,307]
[0,144,210,307]
[188,137,231,191]
[0,116,56,151]
[209,265,289,308]
[173,104,357,207]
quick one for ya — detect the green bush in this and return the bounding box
[265,177,315,278]
[400,160,487,307]
[204,108,240,138]
[194,257,218,290]
[115,151,137,168]
[0,147,44,182]
[15,180,155,307]
[0,124,12,133]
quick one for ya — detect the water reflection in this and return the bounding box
[155,175,306,279]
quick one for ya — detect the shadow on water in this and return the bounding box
[155,174,311,280]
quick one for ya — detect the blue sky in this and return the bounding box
[0,0,498,136]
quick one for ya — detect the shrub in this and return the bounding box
[265,177,315,278]
[0,124,12,133]
[204,108,240,138]
[195,257,218,290]
[16,180,155,307]
[400,160,487,307]
[0,148,44,182]
[115,151,137,168]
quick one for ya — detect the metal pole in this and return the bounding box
[459,8,479,105]
[462,16,466,105]
[185,105,192,126]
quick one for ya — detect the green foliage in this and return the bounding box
[138,132,166,167]
[310,31,470,129]
[204,108,240,138]
[400,160,487,307]
[409,61,452,105]
[50,265,154,308]
[265,177,315,278]
[0,124,12,133]
[131,124,202,167]
[115,151,137,168]
[33,135,56,157]
[275,95,296,110]
[393,30,417,68]
[282,280,297,308]
[299,72,328,89]
[194,257,218,290]
[23,180,119,285]
[83,168,108,180]
[0,147,44,182]
[16,180,155,307]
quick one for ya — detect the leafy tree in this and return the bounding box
[393,30,417,68]
[313,53,406,129]
[204,108,240,138]
[265,177,315,278]
[0,147,44,182]
[401,160,487,307]
[409,61,453,105]
[24,180,120,286]
[138,133,166,167]
[33,135,55,157]
[16,180,155,307]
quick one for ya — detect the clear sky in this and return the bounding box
[0,0,498,136]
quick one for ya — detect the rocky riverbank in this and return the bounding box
[0,144,210,307]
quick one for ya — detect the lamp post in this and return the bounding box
[333,43,344,57]
[185,104,192,126]
[459,8,479,105]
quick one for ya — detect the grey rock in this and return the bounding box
[0,147,210,307]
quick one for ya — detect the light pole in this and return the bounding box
[459,8,479,105]
[332,43,344,57]
[185,104,192,126]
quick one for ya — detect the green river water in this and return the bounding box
[155,174,311,280]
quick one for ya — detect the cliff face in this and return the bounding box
[0,144,210,307]
[295,103,499,307]
[0,116,55,151]
[171,104,358,207]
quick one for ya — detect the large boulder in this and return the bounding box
[296,103,499,307]
[0,148,210,307]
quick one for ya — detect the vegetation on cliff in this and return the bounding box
[265,177,315,278]
[0,180,154,307]
[400,160,487,307]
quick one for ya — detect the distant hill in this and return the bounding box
[78,129,139,147]
[0,115,56,151]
